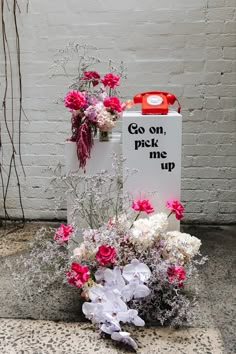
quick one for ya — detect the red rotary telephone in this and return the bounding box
[133,91,181,115]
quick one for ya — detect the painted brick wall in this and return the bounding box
[0,0,235,223]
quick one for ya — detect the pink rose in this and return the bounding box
[82,71,100,86]
[96,244,116,266]
[103,96,122,113]
[66,262,90,288]
[64,90,86,110]
[167,265,186,287]
[166,200,184,220]
[101,72,120,88]
[54,224,73,244]
[132,199,154,214]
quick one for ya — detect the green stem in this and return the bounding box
[129,211,141,230]
[167,211,173,218]
[70,238,79,245]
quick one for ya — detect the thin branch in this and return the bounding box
[13,0,26,177]
[0,0,26,226]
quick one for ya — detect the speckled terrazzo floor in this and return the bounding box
[0,319,224,354]
[0,224,235,353]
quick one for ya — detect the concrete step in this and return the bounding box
[0,223,235,353]
[0,318,224,354]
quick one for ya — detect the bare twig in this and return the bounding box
[0,0,26,227]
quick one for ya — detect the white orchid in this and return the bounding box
[121,278,150,302]
[88,285,127,311]
[111,331,138,351]
[101,321,121,335]
[88,284,109,303]
[82,260,151,351]
[117,309,145,326]
[123,259,151,283]
[82,302,104,323]
[95,267,126,290]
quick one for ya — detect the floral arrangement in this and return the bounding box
[6,162,207,352]
[54,198,203,351]
[64,69,131,171]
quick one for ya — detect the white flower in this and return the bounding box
[149,212,168,235]
[111,213,130,231]
[82,302,103,323]
[72,242,96,261]
[94,267,106,283]
[96,106,115,131]
[117,309,145,326]
[82,259,150,350]
[121,279,150,302]
[130,213,168,249]
[123,259,151,283]
[131,218,155,249]
[104,267,126,289]
[88,285,127,310]
[97,89,107,101]
[133,218,152,235]
[73,243,86,257]
[162,231,202,264]
[101,321,121,335]
[83,285,128,323]
[95,267,126,290]
[111,332,138,351]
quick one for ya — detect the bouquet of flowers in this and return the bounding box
[7,162,206,352]
[64,70,131,171]
[54,198,203,351]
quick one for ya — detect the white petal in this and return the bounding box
[116,311,130,323]
[82,302,94,318]
[121,283,135,302]
[113,297,128,312]
[113,267,126,288]
[111,331,138,350]
[82,302,102,320]
[100,295,127,314]
[132,315,145,327]
[117,309,145,327]
[88,285,107,302]
[134,284,151,299]
[104,268,114,283]
[123,259,151,283]
[101,323,121,335]
[95,267,106,282]
[100,314,121,334]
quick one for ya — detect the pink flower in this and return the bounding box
[64,90,86,110]
[82,71,100,86]
[84,105,97,121]
[96,244,116,266]
[103,96,122,113]
[101,72,120,88]
[167,265,186,287]
[121,99,134,110]
[108,218,114,227]
[132,199,154,214]
[166,200,184,220]
[66,262,90,288]
[54,224,73,244]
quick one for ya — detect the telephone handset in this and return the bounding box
[133,91,181,115]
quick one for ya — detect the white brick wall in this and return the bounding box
[0,0,235,223]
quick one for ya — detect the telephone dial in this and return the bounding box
[133,91,181,115]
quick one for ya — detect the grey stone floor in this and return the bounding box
[0,223,235,353]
